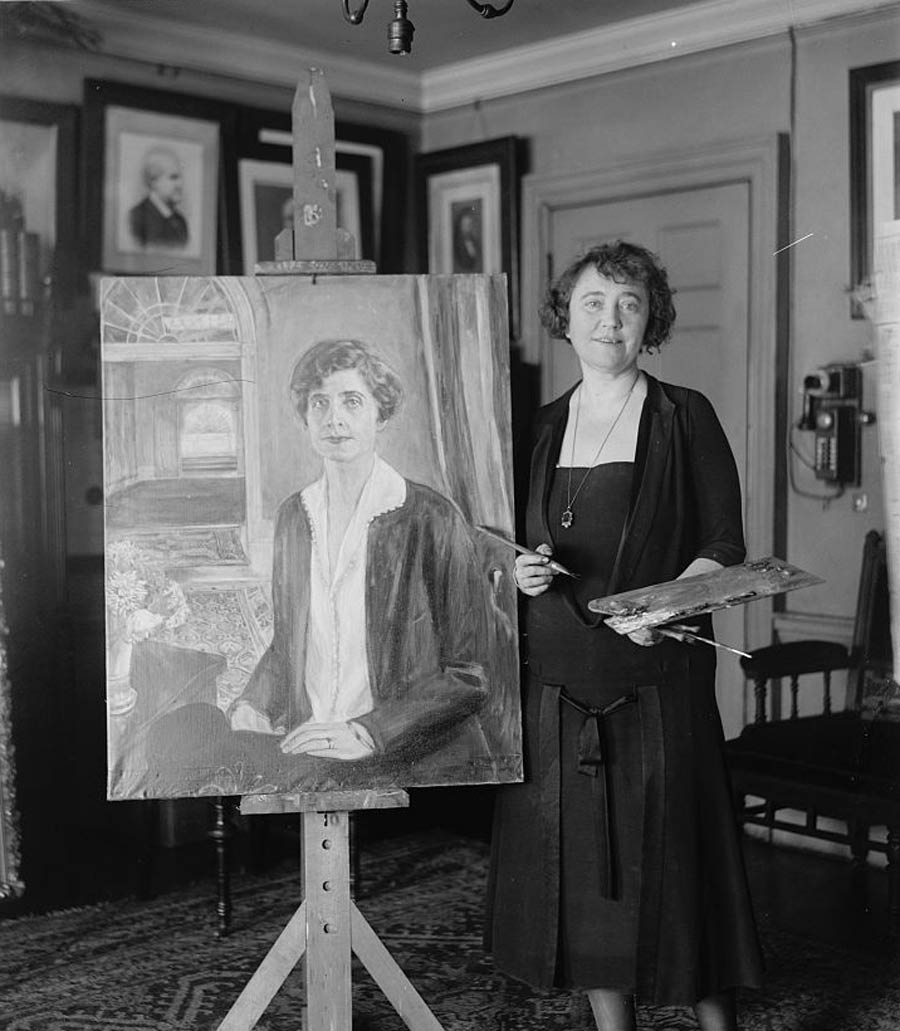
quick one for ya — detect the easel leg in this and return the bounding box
[219,792,445,1031]
[351,905,445,1031]
[216,901,308,1031]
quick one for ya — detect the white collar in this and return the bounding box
[302,455,406,531]
[149,193,178,219]
[301,456,406,585]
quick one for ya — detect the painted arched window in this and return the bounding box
[175,369,241,475]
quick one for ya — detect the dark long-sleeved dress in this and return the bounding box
[484,374,764,1006]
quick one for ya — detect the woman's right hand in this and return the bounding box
[514,543,558,597]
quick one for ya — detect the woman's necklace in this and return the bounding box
[561,373,639,529]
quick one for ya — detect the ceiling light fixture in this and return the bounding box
[341,0,516,55]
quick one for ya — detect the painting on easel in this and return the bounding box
[102,273,522,799]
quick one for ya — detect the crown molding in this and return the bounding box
[73,0,422,110]
[73,0,897,115]
[420,0,900,112]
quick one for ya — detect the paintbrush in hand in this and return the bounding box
[476,525,578,578]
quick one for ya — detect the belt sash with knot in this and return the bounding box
[559,686,638,900]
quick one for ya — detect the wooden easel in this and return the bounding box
[215,69,446,1031]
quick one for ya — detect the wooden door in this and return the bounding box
[549,183,751,735]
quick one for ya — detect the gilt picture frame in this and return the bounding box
[850,60,900,318]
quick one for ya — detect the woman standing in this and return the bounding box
[485,241,763,1030]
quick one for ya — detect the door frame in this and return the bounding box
[519,135,786,673]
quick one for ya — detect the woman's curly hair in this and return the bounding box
[289,339,404,424]
[539,239,677,353]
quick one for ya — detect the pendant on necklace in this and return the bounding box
[561,509,574,529]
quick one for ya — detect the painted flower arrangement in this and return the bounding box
[105,539,189,644]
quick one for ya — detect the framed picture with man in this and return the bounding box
[83,80,236,275]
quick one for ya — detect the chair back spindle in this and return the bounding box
[753,678,767,724]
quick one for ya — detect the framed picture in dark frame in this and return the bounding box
[83,80,238,276]
[416,136,522,339]
[235,105,407,272]
[0,95,78,306]
[850,60,900,318]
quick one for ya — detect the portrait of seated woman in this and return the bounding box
[143,338,497,796]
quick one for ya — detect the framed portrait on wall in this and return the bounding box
[416,136,523,339]
[850,60,900,318]
[237,155,372,271]
[103,106,218,274]
[83,80,237,275]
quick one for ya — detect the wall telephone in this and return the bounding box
[797,362,874,486]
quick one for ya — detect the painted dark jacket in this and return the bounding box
[485,374,764,1004]
[237,478,492,776]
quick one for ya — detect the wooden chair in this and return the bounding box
[726,530,900,937]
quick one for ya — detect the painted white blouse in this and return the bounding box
[301,455,406,724]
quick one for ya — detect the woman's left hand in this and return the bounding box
[626,559,726,647]
[627,627,664,647]
[279,719,375,759]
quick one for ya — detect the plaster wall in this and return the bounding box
[787,15,899,619]
[423,36,789,175]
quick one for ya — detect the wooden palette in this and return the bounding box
[588,558,824,635]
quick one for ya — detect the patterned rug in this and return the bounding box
[0,832,897,1031]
